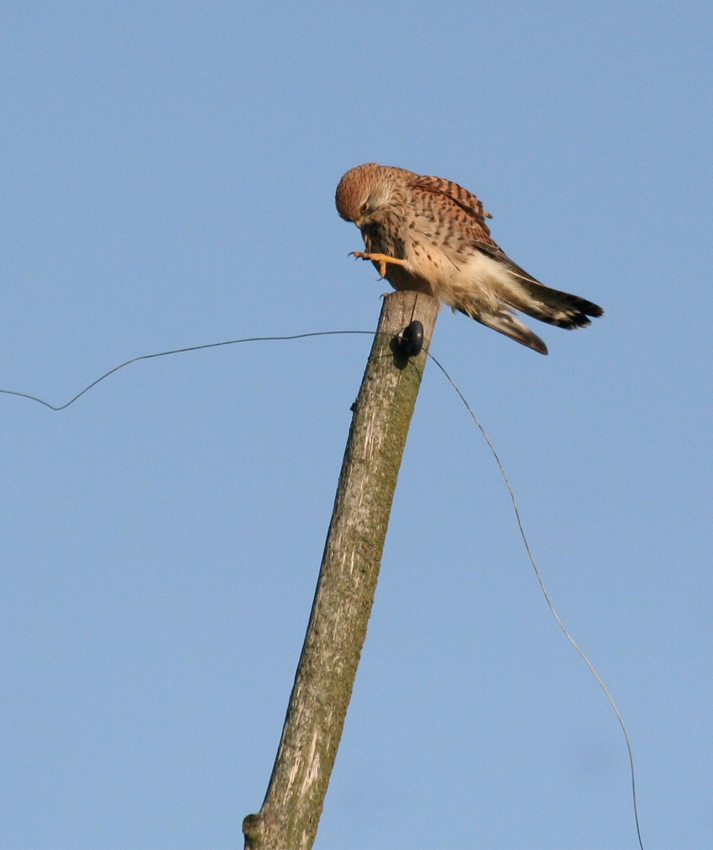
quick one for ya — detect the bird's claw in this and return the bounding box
[349,251,407,279]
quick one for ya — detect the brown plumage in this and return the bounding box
[335,163,603,354]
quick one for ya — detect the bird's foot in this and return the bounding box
[350,251,407,279]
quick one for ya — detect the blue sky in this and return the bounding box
[1,2,711,848]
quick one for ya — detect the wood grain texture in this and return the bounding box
[243,291,439,850]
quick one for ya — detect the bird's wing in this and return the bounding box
[470,239,542,284]
[410,172,537,270]
[408,172,550,280]
[411,174,494,235]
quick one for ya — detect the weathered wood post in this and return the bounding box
[243,290,439,850]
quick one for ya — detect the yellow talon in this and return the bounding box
[350,251,407,279]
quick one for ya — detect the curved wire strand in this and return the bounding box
[425,349,644,850]
[0,330,376,411]
[0,327,643,848]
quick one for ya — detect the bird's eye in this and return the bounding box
[360,201,370,215]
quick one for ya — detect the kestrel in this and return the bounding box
[335,163,603,354]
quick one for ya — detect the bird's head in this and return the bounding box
[335,163,393,229]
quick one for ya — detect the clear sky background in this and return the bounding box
[1,3,711,849]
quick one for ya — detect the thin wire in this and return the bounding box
[0,327,644,847]
[0,330,376,411]
[425,349,645,850]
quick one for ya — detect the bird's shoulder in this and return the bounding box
[409,173,491,220]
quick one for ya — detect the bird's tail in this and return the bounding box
[503,278,603,329]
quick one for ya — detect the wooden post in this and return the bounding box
[242,291,439,850]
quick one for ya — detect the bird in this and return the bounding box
[335,163,603,355]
